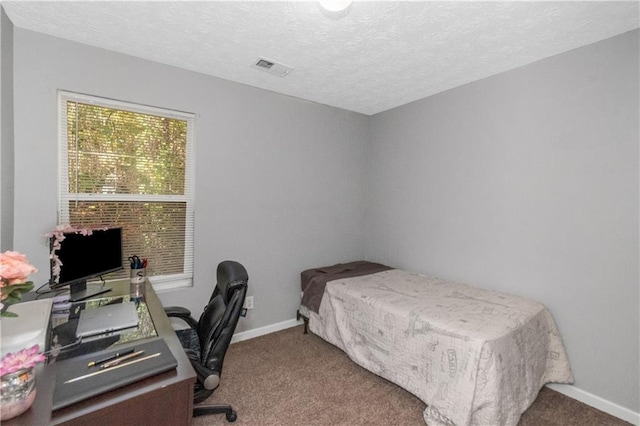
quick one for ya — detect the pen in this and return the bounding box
[100,350,145,369]
[87,348,135,368]
[128,255,142,269]
[65,352,161,384]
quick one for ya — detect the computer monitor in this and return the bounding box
[49,227,123,302]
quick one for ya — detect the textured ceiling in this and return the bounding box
[3,1,639,115]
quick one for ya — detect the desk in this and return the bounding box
[5,279,196,425]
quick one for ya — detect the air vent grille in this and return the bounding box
[251,57,294,77]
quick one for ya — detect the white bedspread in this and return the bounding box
[308,269,573,426]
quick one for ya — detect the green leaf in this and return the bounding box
[4,293,23,305]
[8,282,34,292]
[0,281,34,295]
[1,281,34,307]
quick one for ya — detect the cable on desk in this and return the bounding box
[44,335,83,363]
[35,281,67,298]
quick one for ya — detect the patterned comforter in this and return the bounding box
[306,269,573,426]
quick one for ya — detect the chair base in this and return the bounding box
[193,404,237,422]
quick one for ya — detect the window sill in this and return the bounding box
[148,276,193,293]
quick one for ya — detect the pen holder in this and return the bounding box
[130,267,146,284]
[130,267,146,302]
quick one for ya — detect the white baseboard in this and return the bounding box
[231,317,303,344]
[230,318,639,426]
[546,383,640,425]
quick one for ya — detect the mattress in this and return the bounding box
[301,266,573,426]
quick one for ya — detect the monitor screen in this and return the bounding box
[50,228,123,296]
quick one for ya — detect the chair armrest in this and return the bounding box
[164,306,199,330]
[164,306,191,317]
[189,358,220,391]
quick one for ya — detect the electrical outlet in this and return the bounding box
[244,295,254,310]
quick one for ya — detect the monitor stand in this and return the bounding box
[68,280,112,303]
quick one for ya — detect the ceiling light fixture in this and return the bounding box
[318,0,353,13]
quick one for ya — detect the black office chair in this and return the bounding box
[164,260,248,422]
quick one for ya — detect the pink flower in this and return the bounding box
[0,251,36,308]
[0,345,46,376]
[0,251,37,286]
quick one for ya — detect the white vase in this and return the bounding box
[0,366,37,420]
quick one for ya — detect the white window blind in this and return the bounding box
[58,92,195,290]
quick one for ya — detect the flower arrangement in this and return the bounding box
[0,251,37,317]
[46,224,108,286]
[0,345,44,420]
[0,345,45,377]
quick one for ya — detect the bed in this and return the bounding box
[297,261,573,426]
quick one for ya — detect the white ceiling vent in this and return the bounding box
[251,57,294,77]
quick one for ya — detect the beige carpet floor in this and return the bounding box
[193,325,630,426]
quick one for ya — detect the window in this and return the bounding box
[58,92,195,290]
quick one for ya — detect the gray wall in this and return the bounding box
[0,7,14,251]
[365,30,639,412]
[12,28,368,332]
[9,23,639,416]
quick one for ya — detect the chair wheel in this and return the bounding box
[226,410,237,422]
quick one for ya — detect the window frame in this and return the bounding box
[57,91,196,292]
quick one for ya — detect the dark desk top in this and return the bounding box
[48,293,158,362]
[4,279,196,425]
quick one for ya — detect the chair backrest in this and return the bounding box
[197,260,248,374]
